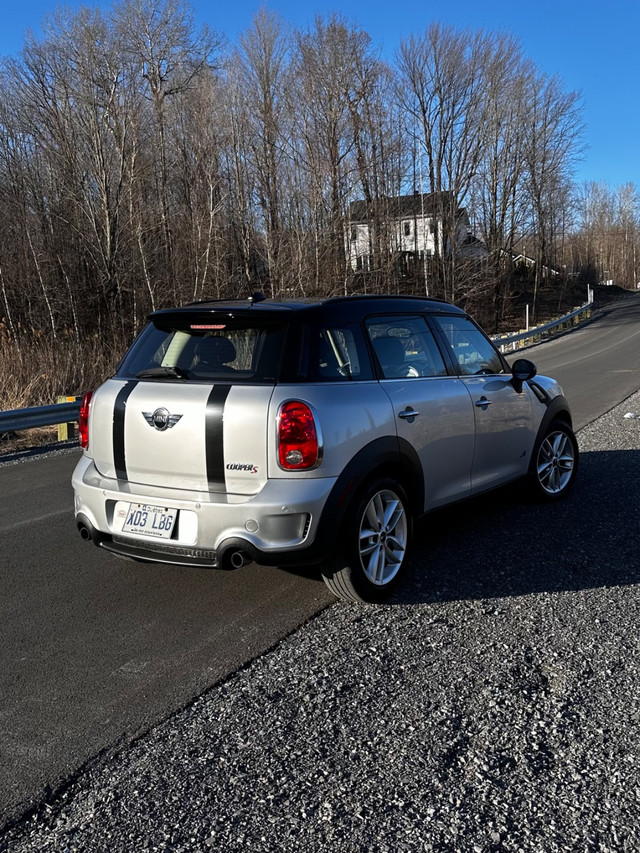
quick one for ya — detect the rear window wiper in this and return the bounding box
[135,366,189,380]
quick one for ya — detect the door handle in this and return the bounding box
[398,408,420,420]
[475,397,492,409]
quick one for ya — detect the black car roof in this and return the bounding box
[150,294,466,323]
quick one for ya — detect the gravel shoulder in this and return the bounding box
[3,392,640,853]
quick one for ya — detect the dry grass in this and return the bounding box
[0,329,132,452]
[0,330,131,412]
[0,425,59,454]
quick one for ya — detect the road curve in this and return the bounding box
[511,294,640,430]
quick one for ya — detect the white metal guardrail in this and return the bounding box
[491,301,593,353]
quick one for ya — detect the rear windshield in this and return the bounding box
[117,318,287,383]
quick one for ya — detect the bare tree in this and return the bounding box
[291,16,365,289]
[521,72,583,317]
[233,10,291,294]
[114,0,222,298]
[0,0,592,378]
[471,52,533,321]
[571,180,640,288]
[396,24,498,300]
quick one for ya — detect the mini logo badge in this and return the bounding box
[142,408,183,431]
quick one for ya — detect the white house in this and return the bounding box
[511,253,560,278]
[346,191,486,272]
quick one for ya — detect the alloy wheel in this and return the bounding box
[358,489,408,586]
[537,430,576,495]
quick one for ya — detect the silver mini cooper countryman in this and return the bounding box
[72,294,578,602]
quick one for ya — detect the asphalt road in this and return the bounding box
[509,294,640,430]
[0,456,333,827]
[1,295,639,830]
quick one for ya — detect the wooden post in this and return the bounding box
[57,396,78,441]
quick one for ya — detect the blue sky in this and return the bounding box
[1,0,638,190]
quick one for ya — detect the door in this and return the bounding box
[366,315,475,510]
[431,314,535,492]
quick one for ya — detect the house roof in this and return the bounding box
[348,191,457,223]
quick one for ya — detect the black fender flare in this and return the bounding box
[250,435,425,568]
[314,434,424,538]
[528,395,574,475]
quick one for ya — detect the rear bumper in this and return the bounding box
[72,455,337,568]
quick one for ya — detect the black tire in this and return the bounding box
[530,420,579,500]
[321,477,412,603]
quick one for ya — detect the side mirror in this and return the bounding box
[511,358,537,392]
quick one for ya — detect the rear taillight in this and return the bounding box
[278,401,321,470]
[79,391,93,450]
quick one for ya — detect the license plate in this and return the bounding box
[121,503,177,539]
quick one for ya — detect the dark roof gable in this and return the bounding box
[348,191,456,223]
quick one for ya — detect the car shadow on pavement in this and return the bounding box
[390,448,640,605]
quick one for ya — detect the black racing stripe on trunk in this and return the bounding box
[206,385,231,489]
[113,382,138,481]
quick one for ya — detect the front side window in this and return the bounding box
[433,315,505,376]
[366,316,448,379]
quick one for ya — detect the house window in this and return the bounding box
[403,222,411,237]
[350,226,357,242]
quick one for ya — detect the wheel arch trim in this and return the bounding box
[528,396,575,476]
[315,435,424,538]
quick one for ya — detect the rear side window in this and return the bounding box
[432,315,505,375]
[308,323,373,381]
[117,319,287,383]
